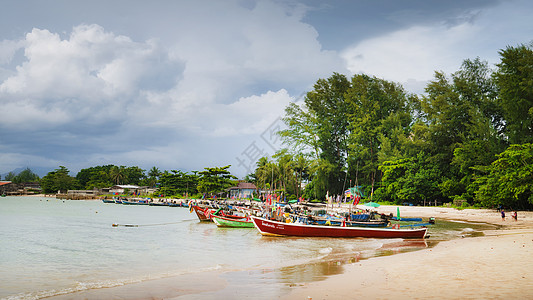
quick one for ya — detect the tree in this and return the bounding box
[474,143,533,209]
[346,74,412,198]
[76,165,114,189]
[123,166,146,185]
[379,153,442,205]
[147,166,161,187]
[159,170,198,197]
[279,73,351,199]
[197,165,237,197]
[4,172,16,182]
[306,73,351,197]
[419,58,504,203]
[279,102,321,160]
[493,43,533,144]
[40,166,79,194]
[109,166,126,185]
[12,168,40,183]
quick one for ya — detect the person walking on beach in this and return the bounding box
[512,211,517,221]
[501,209,505,221]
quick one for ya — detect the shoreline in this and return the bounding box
[283,205,533,299]
[25,201,533,299]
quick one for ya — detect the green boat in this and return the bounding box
[212,214,254,228]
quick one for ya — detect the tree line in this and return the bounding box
[249,43,532,209]
[5,164,236,198]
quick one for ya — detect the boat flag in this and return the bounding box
[344,189,352,198]
[397,206,401,220]
[353,194,360,206]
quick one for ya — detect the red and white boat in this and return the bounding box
[250,216,427,239]
[190,204,248,222]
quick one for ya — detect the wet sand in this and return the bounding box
[284,205,533,299]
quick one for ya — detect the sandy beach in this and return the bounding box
[284,205,533,299]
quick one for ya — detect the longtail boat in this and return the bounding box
[212,215,254,228]
[250,216,427,239]
[191,205,212,221]
[149,202,169,206]
[121,200,148,205]
[190,205,247,222]
[303,216,389,228]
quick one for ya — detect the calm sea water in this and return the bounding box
[0,196,493,299]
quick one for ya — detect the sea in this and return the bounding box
[0,196,494,300]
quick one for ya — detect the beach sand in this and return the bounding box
[283,205,533,299]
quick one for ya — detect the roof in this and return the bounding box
[112,185,140,189]
[0,181,12,186]
[228,182,256,190]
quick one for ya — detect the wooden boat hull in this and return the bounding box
[251,216,427,239]
[191,205,247,222]
[212,215,254,228]
[149,202,169,206]
[306,218,388,228]
[122,201,148,205]
[191,205,212,222]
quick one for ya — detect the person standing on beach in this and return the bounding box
[513,211,517,221]
[501,209,505,221]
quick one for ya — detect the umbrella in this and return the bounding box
[361,202,380,208]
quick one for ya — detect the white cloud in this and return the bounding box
[341,0,533,94]
[341,23,480,92]
[0,39,23,65]
[205,89,292,137]
[0,24,177,128]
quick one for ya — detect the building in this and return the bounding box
[0,181,41,195]
[0,181,13,195]
[108,185,141,195]
[227,182,257,199]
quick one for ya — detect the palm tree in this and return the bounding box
[147,166,161,187]
[110,166,126,185]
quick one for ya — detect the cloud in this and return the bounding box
[341,22,480,93]
[340,0,533,94]
[0,24,180,130]
[0,1,345,177]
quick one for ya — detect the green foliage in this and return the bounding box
[493,43,533,143]
[6,168,40,183]
[197,165,237,196]
[146,166,162,187]
[159,170,198,197]
[76,165,115,189]
[346,74,413,193]
[474,143,533,209]
[4,172,15,181]
[40,166,79,193]
[76,165,146,189]
[378,153,442,205]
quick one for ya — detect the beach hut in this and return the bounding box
[227,182,257,199]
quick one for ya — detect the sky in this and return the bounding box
[1,0,532,179]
